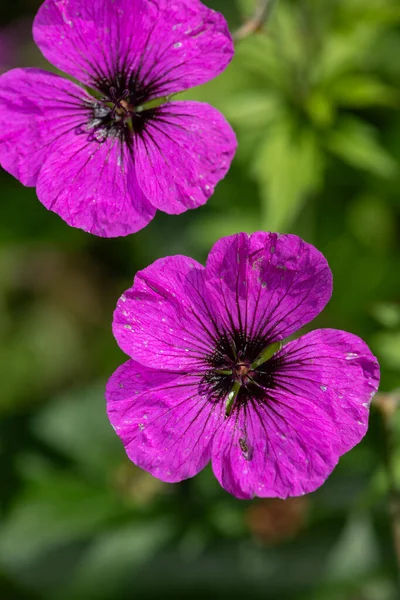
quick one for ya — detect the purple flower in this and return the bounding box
[106,232,380,499]
[0,0,236,237]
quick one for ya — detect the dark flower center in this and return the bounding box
[202,330,282,417]
[83,76,168,144]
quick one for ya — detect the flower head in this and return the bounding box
[0,0,236,237]
[106,232,380,499]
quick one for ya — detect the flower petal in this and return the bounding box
[134,102,237,214]
[36,130,156,237]
[34,0,233,96]
[0,68,90,186]
[106,359,224,482]
[205,232,333,342]
[211,391,340,500]
[272,329,380,452]
[113,255,221,370]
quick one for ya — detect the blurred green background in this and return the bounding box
[1,0,400,598]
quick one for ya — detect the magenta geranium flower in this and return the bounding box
[106,232,380,499]
[0,0,236,237]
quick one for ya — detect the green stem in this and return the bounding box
[233,0,279,43]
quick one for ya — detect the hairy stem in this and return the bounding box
[233,0,279,43]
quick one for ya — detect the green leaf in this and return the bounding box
[273,1,308,67]
[371,302,400,329]
[327,117,398,178]
[235,35,291,92]
[372,331,400,370]
[256,119,324,230]
[314,28,379,83]
[341,0,400,27]
[323,512,379,581]
[222,92,283,162]
[328,74,399,107]
[224,92,282,130]
[305,91,336,128]
[32,384,122,475]
[0,303,84,413]
[60,521,172,600]
[347,195,396,250]
[0,473,123,570]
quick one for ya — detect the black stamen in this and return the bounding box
[202,329,280,415]
[85,73,164,144]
